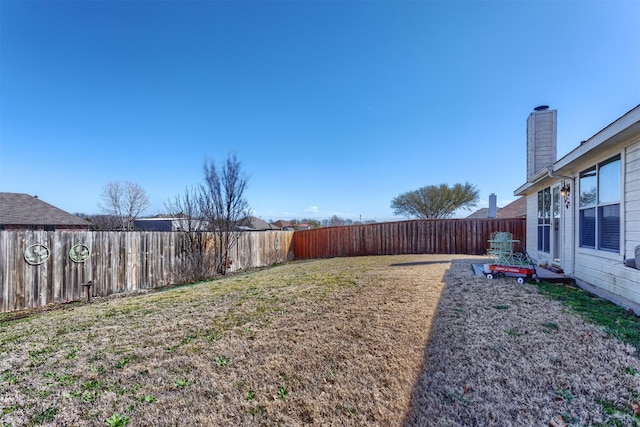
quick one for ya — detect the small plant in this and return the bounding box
[82,380,103,390]
[625,366,638,376]
[1,405,17,416]
[214,356,229,367]
[175,378,191,388]
[115,356,132,369]
[493,305,509,310]
[82,391,98,403]
[206,333,222,341]
[138,394,156,403]
[335,405,356,416]
[277,386,288,400]
[66,346,79,360]
[505,328,523,337]
[32,406,58,424]
[560,413,579,424]
[248,405,266,416]
[92,365,107,375]
[181,334,197,345]
[67,390,83,399]
[554,389,574,402]
[1,372,18,384]
[105,413,129,427]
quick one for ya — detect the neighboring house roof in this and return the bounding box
[273,220,292,229]
[134,214,208,231]
[497,197,527,218]
[466,197,527,219]
[465,208,491,219]
[0,192,90,227]
[238,216,279,231]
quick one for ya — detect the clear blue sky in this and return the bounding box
[1,0,638,222]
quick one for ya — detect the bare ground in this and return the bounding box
[0,255,639,426]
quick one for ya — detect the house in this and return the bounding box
[466,196,527,219]
[0,192,90,230]
[134,214,207,232]
[273,220,293,230]
[515,104,640,311]
[237,216,280,231]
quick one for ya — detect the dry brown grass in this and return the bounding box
[1,255,639,426]
[405,259,640,426]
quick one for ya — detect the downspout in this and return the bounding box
[546,167,576,276]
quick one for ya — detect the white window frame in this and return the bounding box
[578,154,622,253]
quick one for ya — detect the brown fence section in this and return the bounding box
[293,218,527,259]
[0,230,294,313]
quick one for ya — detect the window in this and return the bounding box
[579,155,620,252]
[537,187,551,253]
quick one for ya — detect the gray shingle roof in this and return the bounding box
[0,192,90,226]
[465,197,527,219]
[238,216,279,230]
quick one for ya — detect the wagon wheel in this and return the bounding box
[516,277,525,284]
[486,273,494,280]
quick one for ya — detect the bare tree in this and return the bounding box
[166,154,250,280]
[98,181,150,230]
[165,186,215,282]
[200,154,249,275]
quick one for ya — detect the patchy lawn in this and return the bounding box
[405,260,640,426]
[1,255,639,426]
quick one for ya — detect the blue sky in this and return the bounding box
[1,0,638,222]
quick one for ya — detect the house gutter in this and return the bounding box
[546,166,576,276]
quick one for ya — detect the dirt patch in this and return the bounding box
[0,255,638,426]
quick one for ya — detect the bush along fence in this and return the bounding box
[0,230,294,313]
[292,218,526,259]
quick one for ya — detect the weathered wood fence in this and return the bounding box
[293,218,527,259]
[0,230,294,313]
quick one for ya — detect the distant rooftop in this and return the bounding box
[0,192,90,227]
[466,197,526,219]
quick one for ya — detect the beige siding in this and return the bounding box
[626,140,640,258]
[574,250,640,310]
[561,183,575,275]
[525,193,539,262]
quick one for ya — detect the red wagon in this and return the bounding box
[484,264,537,284]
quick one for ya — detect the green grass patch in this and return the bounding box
[536,281,640,351]
[596,398,640,425]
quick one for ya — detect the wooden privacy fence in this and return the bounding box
[1,219,525,313]
[293,218,527,259]
[0,230,294,313]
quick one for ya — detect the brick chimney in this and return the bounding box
[527,105,557,180]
